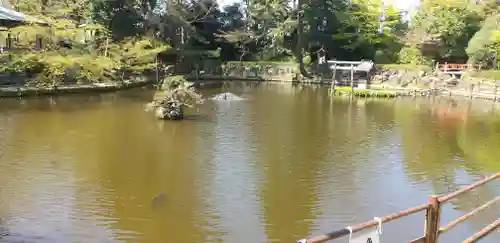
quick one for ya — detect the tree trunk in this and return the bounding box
[296,2,310,79]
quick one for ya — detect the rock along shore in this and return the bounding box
[2,73,499,102]
[0,79,152,98]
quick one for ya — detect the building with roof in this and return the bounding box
[0,5,45,52]
[0,5,43,26]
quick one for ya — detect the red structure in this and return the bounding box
[437,63,482,75]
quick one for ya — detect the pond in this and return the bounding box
[1,82,500,243]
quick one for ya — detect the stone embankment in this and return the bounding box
[2,62,499,100]
[0,62,299,97]
[0,79,151,98]
[370,68,500,101]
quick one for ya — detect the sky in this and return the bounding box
[386,0,420,11]
[218,0,421,12]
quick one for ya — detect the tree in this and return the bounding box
[2,0,168,87]
[405,0,482,62]
[467,14,500,65]
[217,0,294,61]
[340,0,403,59]
[6,0,495,89]
[145,76,204,120]
[107,37,168,76]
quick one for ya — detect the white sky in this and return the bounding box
[387,0,420,11]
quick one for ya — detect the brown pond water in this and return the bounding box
[1,82,500,243]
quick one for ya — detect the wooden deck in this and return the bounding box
[298,173,500,243]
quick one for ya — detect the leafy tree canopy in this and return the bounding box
[4,0,500,86]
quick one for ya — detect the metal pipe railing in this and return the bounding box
[462,218,500,243]
[438,173,500,203]
[439,196,500,233]
[297,204,428,243]
[297,173,500,243]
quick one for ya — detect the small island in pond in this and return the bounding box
[145,76,204,120]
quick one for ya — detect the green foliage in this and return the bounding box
[463,70,500,81]
[151,76,204,109]
[0,50,119,86]
[406,0,482,60]
[377,64,433,72]
[396,46,434,66]
[348,0,401,45]
[8,0,500,88]
[466,14,500,64]
[225,61,296,65]
[484,30,500,68]
[302,55,312,65]
[217,0,407,64]
[158,75,188,91]
[1,1,169,87]
[108,38,168,72]
[333,86,397,97]
[374,50,394,64]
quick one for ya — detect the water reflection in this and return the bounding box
[207,98,265,242]
[395,98,500,242]
[0,85,500,243]
[248,86,328,242]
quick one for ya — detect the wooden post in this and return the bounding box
[104,38,109,57]
[220,65,223,81]
[330,63,336,96]
[350,64,355,94]
[320,66,324,83]
[424,195,441,243]
[494,53,497,70]
[155,56,159,85]
[348,97,352,131]
[195,64,199,81]
[495,84,499,102]
[465,100,472,125]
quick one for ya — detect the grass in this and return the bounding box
[377,64,433,72]
[331,86,398,98]
[225,61,296,65]
[463,70,500,82]
[223,62,435,71]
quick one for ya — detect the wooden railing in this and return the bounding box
[297,173,500,243]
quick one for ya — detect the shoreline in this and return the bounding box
[368,84,500,101]
[0,75,299,98]
[0,79,153,98]
[1,75,499,102]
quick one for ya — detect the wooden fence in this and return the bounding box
[443,82,500,101]
[298,173,500,243]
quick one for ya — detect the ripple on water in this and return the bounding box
[2,89,500,243]
[0,145,117,242]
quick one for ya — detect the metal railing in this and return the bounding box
[298,173,500,243]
